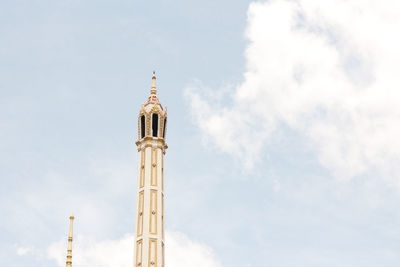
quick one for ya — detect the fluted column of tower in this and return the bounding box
[134,72,168,267]
[66,214,74,267]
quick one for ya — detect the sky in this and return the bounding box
[1,0,400,266]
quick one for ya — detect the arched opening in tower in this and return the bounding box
[152,113,159,137]
[163,118,167,138]
[140,115,145,138]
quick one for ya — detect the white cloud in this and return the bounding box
[16,246,38,256]
[166,231,222,267]
[42,231,221,267]
[186,0,400,181]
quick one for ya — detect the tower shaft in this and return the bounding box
[135,139,166,267]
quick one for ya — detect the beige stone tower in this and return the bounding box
[134,72,168,267]
[65,214,74,267]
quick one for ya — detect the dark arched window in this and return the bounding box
[152,113,159,137]
[140,115,145,138]
[163,118,167,138]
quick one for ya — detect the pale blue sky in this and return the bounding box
[1,0,400,266]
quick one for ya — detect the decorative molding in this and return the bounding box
[162,242,165,267]
[140,150,145,188]
[162,193,164,240]
[149,190,157,235]
[148,238,157,267]
[150,104,161,114]
[151,148,157,186]
[135,137,168,154]
[136,239,143,267]
[161,156,164,192]
[146,115,151,137]
[137,191,144,237]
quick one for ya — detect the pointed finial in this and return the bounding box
[151,71,157,95]
[66,214,74,267]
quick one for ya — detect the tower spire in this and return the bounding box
[66,214,74,267]
[151,71,157,95]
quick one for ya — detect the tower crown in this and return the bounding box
[137,72,168,143]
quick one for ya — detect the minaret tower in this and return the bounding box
[65,214,74,267]
[134,72,168,267]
